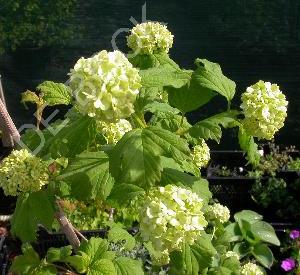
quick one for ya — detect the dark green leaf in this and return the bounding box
[252,243,274,268]
[11,190,55,242]
[113,257,144,275]
[140,64,191,89]
[107,183,145,208]
[170,233,217,274]
[46,246,72,263]
[161,168,211,204]
[238,126,261,166]
[58,151,114,201]
[41,116,97,158]
[110,127,195,189]
[145,101,180,115]
[10,244,57,275]
[233,242,249,258]
[224,222,243,242]
[189,111,238,143]
[167,74,216,113]
[194,59,236,102]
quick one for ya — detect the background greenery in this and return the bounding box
[0,0,299,148]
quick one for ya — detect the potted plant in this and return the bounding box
[0,21,286,274]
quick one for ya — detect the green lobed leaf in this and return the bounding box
[67,237,117,274]
[37,81,72,106]
[252,243,274,268]
[167,69,216,113]
[107,183,145,208]
[21,90,41,106]
[110,126,196,189]
[107,225,136,250]
[169,244,199,275]
[144,101,180,115]
[41,116,97,158]
[11,190,55,242]
[46,246,72,263]
[139,64,191,89]
[130,52,181,70]
[238,126,261,166]
[57,151,114,201]
[194,59,236,102]
[250,221,280,246]
[161,168,211,204]
[170,233,217,274]
[222,255,241,273]
[10,245,57,275]
[113,257,144,275]
[189,111,239,143]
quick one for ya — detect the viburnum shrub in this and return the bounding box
[0,21,284,274]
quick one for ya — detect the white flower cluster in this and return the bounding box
[127,22,174,54]
[241,262,265,275]
[69,50,141,122]
[225,251,239,260]
[192,139,210,168]
[206,203,230,224]
[97,119,132,144]
[240,80,288,140]
[139,184,207,263]
[0,149,49,196]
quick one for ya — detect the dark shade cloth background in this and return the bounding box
[1,0,299,149]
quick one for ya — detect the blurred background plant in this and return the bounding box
[0,0,77,54]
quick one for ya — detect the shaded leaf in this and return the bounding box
[189,111,238,143]
[194,59,236,102]
[110,127,195,189]
[58,151,114,201]
[252,243,274,268]
[11,190,55,242]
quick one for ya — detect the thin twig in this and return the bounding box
[55,200,81,251]
[72,227,88,242]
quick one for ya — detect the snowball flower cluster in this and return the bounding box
[69,50,141,122]
[97,119,132,144]
[241,262,265,275]
[0,149,49,196]
[240,80,288,140]
[127,22,174,54]
[139,185,207,263]
[206,203,230,224]
[192,139,210,168]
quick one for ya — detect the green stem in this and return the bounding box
[133,113,146,128]
[227,100,231,111]
[211,226,216,240]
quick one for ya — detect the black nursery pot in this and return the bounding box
[205,151,257,213]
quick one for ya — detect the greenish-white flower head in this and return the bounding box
[241,262,265,275]
[97,119,132,144]
[240,80,288,140]
[69,50,141,122]
[206,203,230,224]
[225,251,239,260]
[127,22,174,54]
[139,184,207,262]
[0,149,49,196]
[192,139,210,168]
